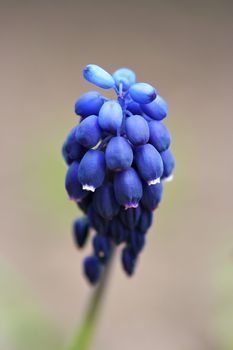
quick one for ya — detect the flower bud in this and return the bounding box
[160,149,175,180]
[73,217,89,248]
[62,126,86,165]
[87,205,109,235]
[128,231,145,257]
[125,115,149,145]
[129,83,156,104]
[78,150,106,192]
[141,95,168,120]
[112,67,136,90]
[93,182,119,220]
[127,101,142,115]
[136,208,153,233]
[83,256,101,285]
[105,136,133,171]
[75,115,102,148]
[149,121,171,152]
[114,168,143,209]
[93,234,111,264]
[65,162,88,201]
[83,64,115,89]
[122,247,136,276]
[111,217,129,245]
[98,100,123,134]
[135,144,163,185]
[74,91,105,118]
[77,194,92,214]
[141,182,163,211]
[120,206,141,230]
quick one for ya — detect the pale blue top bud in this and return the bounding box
[112,67,136,90]
[83,64,115,89]
[129,83,157,104]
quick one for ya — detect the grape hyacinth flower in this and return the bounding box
[62,64,174,285]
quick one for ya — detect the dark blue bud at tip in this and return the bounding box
[83,256,101,285]
[73,217,89,248]
[93,234,111,264]
[122,248,136,276]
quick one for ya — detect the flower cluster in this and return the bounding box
[62,64,174,284]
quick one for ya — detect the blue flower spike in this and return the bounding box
[62,64,174,284]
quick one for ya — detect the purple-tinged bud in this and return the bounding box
[73,217,89,248]
[122,247,136,276]
[93,234,111,264]
[129,83,157,104]
[136,208,153,233]
[83,256,101,285]
[78,150,106,192]
[120,206,141,230]
[112,67,136,91]
[93,182,119,220]
[127,101,142,115]
[111,217,129,245]
[149,121,171,152]
[114,168,143,209]
[98,100,123,134]
[142,182,163,211]
[135,144,163,185]
[87,205,109,235]
[128,231,145,257]
[141,95,168,120]
[125,115,149,145]
[62,126,86,165]
[160,149,175,181]
[65,162,88,202]
[83,64,115,89]
[75,115,102,148]
[75,91,105,118]
[105,136,133,171]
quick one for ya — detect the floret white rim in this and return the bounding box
[82,184,96,192]
[162,174,173,183]
[147,177,160,186]
[124,202,139,210]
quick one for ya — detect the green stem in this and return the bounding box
[66,250,115,350]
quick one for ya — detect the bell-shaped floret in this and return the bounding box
[136,208,153,233]
[74,91,105,118]
[129,83,156,104]
[75,115,102,148]
[83,64,115,89]
[93,182,119,220]
[112,67,136,91]
[105,136,133,171]
[98,100,123,134]
[149,121,171,152]
[135,144,163,185]
[72,217,89,248]
[62,126,86,165]
[125,115,149,145]
[83,256,101,285]
[111,217,129,245]
[121,247,136,276]
[141,181,163,211]
[141,95,168,120]
[114,168,143,209]
[160,149,175,180]
[78,150,106,192]
[93,234,111,264]
[65,161,88,201]
[120,206,141,230]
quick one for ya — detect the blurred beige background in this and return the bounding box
[0,1,233,349]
